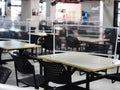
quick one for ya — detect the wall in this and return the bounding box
[81,0,114,27]
[21,0,114,28]
[21,0,31,21]
[81,1,100,22]
[50,4,56,22]
[50,2,81,22]
[30,0,39,30]
[103,0,114,26]
[21,0,40,31]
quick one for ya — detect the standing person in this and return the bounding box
[81,10,89,22]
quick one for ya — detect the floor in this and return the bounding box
[2,52,120,90]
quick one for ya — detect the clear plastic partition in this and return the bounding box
[0,17,29,42]
[53,23,119,59]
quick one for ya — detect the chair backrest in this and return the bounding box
[41,61,71,84]
[18,31,29,40]
[92,44,110,54]
[104,28,117,44]
[59,28,66,36]
[0,31,4,38]
[55,36,61,49]
[0,66,12,84]
[10,51,34,74]
[20,26,26,31]
[42,35,53,50]
[9,31,18,39]
[66,36,79,48]
[1,31,10,38]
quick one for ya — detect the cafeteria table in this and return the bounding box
[37,51,120,90]
[77,36,109,43]
[77,36,110,52]
[0,40,40,64]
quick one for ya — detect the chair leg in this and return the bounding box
[117,66,119,73]
[112,80,116,83]
[35,86,39,90]
[35,88,39,90]
[16,81,19,86]
[79,71,85,76]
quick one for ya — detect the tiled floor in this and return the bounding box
[2,52,120,90]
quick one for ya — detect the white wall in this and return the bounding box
[30,0,39,30]
[81,1,100,22]
[103,0,114,26]
[50,2,81,22]
[50,4,56,22]
[21,0,40,31]
[81,0,114,27]
[21,0,31,21]
[21,0,114,27]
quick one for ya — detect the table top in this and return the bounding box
[77,36,109,43]
[0,84,34,90]
[0,40,40,50]
[29,32,47,36]
[0,38,29,42]
[37,51,120,72]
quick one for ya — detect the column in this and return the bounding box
[21,0,40,32]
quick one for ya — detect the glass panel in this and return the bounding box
[116,2,120,26]
[10,0,21,21]
[118,3,120,8]
[114,1,120,26]
[11,6,21,21]
[118,8,120,14]
[117,14,120,26]
[0,1,5,16]
[11,0,21,5]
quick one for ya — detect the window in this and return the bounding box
[10,0,21,21]
[0,0,5,16]
[114,1,120,27]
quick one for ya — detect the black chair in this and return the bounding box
[106,73,120,83]
[0,66,12,84]
[117,42,120,59]
[39,35,61,53]
[9,51,45,89]
[42,35,53,54]
[31,27,36,33]
[18,31,29,40]
[20,26,26,31]
[0,31,4,38]
[0,31,10,38]
[66,36,80,51]
[104,28,117,54]
[30,35,40,44]
[9,31,18,39]
[59,28,66,37]
[40,60,86,90]
[105,67,120,83]
[39,20,47,32]
[91,43,110,55]
[55,36,61,50]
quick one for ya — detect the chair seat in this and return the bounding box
[105,73,120,81]
[19,74,45,87]
[47,85,87,90]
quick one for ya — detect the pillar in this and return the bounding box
[21,0,40,32]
